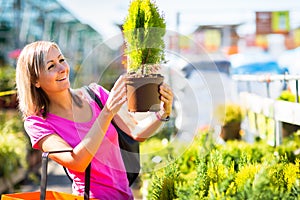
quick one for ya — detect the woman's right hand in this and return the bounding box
[105,75,127,115]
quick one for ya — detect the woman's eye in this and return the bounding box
[59,58,65,63]
[47,64,54,70]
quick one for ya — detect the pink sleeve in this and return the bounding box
[24,116,55,149]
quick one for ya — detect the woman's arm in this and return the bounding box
[115,83,174,142]
[38,106,114,172]
[38,76,127,172]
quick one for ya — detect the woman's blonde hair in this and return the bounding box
[16,41,61,119]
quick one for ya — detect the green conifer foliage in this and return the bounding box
[123,0,166,74]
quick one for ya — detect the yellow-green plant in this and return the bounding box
[123,0,166,75]
[277,89,297,102]
[0,115,28,179]
[148,160,180,200]
[0,65,16,91]
[215,102,245,125]
[143,129,300,199]
[234,164,261,190]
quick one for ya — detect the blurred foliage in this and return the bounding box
[139,118,177,173]
[148,160,180,200]
[215,102,245,125]
[277,89,297,102]
[0,112,28,179]
[0,65,16,92]
[141,129,300,199]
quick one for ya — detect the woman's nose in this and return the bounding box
[57,63,67,72]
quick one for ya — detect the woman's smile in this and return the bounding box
[57,76,67,82]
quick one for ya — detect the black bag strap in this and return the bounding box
[84,163,91,199]
[84,86,104,107]
[84,86,127,133]
[84,86,140,186]
[40,149,91,200]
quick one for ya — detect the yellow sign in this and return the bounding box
[204,29,221,51]
[272,11,290,33]
[256,11,290,34]
[294,28,300,46]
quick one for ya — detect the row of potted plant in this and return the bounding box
[140,129,300,199]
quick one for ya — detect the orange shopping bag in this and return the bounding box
[1,190,85,200]
[1,150,92,200]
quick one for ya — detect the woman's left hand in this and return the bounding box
[159,83,173,118]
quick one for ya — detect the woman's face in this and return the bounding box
[35,46,70,94]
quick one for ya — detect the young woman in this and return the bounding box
[16,41,173,199]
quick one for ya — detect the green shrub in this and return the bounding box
[143,129,300,199]
[277,90,297,102]
[123,0,166,74]
[147,160,180,200]
[215,103,245,125]
[0,113,28,179]
[249,159,300,199]
[0,65,16,92]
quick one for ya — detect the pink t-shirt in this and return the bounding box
[24,83,133,200]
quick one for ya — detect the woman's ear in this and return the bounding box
[35,81,40,88]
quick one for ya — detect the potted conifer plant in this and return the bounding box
[122,0,166,112]
[215,103,245,141]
